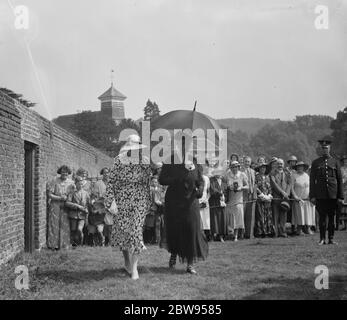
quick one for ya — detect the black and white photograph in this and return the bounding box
[0,0,347,304]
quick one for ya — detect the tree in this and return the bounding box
[106,118,141,157]
[294,115,333,147]
[68,111,140,158]
[143,99,160,121]
[330,107,347,157]
[73,111,118,150]
[248,121,315,162]
[227,130,253,159]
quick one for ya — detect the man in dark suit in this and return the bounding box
[242,156,257,239]
[309,135,344,245]
[270,158,292,237]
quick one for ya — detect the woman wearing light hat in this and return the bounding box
[225,161,249,241]
[291,161,315,235]
[286,155,298,173]
[104,134,152,280]
[268,157,278,175]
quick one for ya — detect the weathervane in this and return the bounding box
[111,69,114,86]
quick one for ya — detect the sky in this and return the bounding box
[0,0,347,121]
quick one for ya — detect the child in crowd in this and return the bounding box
[76,167,92,194]
[88,197,106,246]
[66,175,90,246]
[74,168,92,245]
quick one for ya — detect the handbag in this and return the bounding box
[108,200,118,215]
[280,200,290,211]
[104,211,113,225]
[103,200,117,225]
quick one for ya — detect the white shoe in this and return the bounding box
[140,241,147,250]
[131,269,139,280]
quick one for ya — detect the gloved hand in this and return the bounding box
[258,193,266,201]
[266,194,273,202]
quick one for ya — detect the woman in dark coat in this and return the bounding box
[209,168,228,241]
[159,154,208,274]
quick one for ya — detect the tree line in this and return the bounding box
[226,114,337,163]
[60,101,347,162]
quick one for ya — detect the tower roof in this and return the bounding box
[98,84,126,101]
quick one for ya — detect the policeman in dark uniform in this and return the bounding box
[309,135,344,245]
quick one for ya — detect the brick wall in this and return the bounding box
[0,93,24,265]
[0,90,113,265]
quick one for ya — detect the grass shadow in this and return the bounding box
[243,275,347,300]
[35,268,127,284]
[140,266,186,275]
[246,241,269,246]
[35,266,186,285]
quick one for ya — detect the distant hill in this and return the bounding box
[217,118,281,135]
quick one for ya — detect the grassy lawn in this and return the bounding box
[1,231,346,300]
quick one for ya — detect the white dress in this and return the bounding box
[225,171,247,229]
[292,172,315,226]
[199,175,210,230]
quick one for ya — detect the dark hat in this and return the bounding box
[230,153,239,161]
[318,135,333,145]
[57,165,72,175]
[293,161,309,171]
[76,167,88,177]
[287,155,298,163]
[280,201,290,211]
[255,162,269,172]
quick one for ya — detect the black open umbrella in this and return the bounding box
[150,107,223,155]
[151,109,221,133]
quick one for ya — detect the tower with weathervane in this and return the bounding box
[98,75,126,124]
